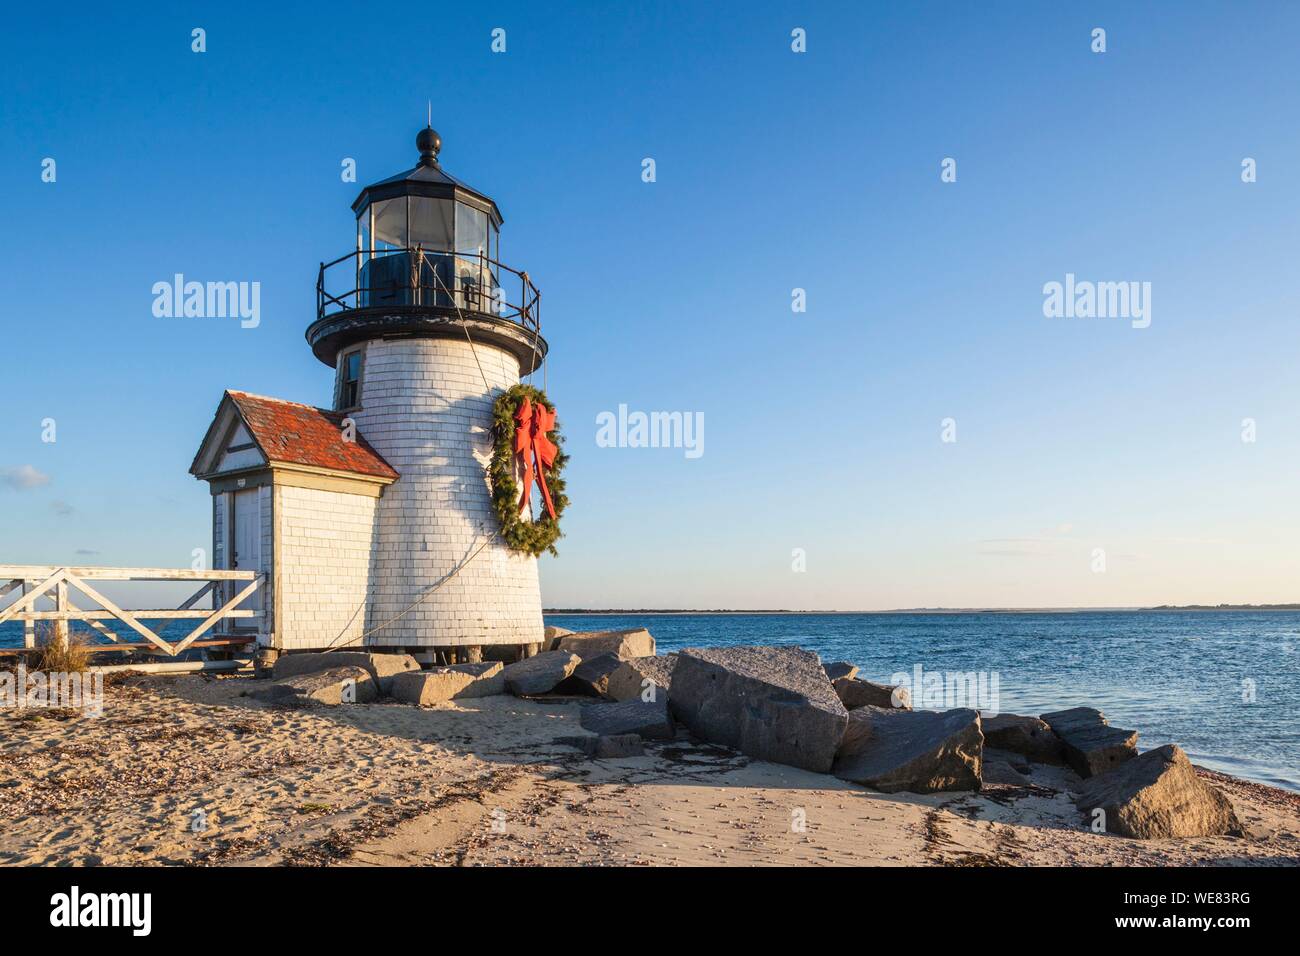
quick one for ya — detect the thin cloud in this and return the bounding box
[976,531,1074,558]
[1,464,50,490]
[977,537,1053,555]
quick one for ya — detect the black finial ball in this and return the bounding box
[417,126,441,165]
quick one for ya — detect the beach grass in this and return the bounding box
[30,624,92,674]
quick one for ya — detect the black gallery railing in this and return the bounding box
[317,247,541,331]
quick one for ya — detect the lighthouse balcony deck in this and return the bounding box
[310,247,546,372]
[316,247,540,330]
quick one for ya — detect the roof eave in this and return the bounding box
[350,178,504,227]
[265,459,399,484]
[189,391,268,478]
[193,459,399,485]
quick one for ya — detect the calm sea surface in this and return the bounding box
[546,611,1300,791]
[5,611,1296,790]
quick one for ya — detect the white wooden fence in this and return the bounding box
[0,565,264,657]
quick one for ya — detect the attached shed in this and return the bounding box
[190,390,398,651]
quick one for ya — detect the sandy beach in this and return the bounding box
[2,672,1297,868]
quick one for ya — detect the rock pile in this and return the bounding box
[390,662,504,704]
[271,650,419,695]
[552,628,656,659]
[249,664,378,706]
[1075,744,1242,838]
[833,675,911,711]
[832,706,982,792]
[823,661,858,681]
[670,646,848,773]
[982,713,1064,765]
[501,651,581,696]
[1041,707,1138,778]
[249,640,1242,841]
[557,653,624,697]
[606,654,677,702]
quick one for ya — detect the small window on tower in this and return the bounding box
[339,350,362,409]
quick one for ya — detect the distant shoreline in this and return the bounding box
[544,605,1300,615]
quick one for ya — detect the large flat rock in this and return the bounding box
[1041,707,1137,778]
[390,662,504,705]
[670,646,848,773]
[833,706,983,793]
[1075,744,1242,839]
[606,654,678,703]
[557,653,624,697]
[823,661,859,682]
[983,713,1065,765]
[833,676,911,711]
[543,625,573,649]
[555,628,656,660]
[249,665,378,706]
[502,650,581,696]
[272,651,420,695]
[580,697,674,739]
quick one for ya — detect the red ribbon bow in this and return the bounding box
[513,397,558,520]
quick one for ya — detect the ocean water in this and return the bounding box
[1,620,211,650]
[5,611,1296,790]
[546,611,1300,791]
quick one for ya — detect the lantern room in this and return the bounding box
[309,126,544,375]
[354,126,501,311]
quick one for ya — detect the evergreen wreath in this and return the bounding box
[489,384,568,556]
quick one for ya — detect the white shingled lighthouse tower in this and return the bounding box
[192,127,549,661]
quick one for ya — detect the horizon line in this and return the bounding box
[543,603,1300,615]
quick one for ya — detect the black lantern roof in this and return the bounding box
[350,126,503,227]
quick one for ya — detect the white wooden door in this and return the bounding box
[231,489,263,613]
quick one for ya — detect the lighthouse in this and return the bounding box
[191,127,551,662]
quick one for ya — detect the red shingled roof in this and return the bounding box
[224,390,398,480]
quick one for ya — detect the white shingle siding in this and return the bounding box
[275,484,376,651]
[350,338,544,647]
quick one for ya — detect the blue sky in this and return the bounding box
[2,1,1299,609]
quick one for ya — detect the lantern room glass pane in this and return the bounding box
[409,197,454,305]
[372,198,407,251]
[358,211,371,252]
[455,203,489,311]
[409,197,454,252]
[455,203,488,258]
[362,199,410,307]
[355,211,372,308]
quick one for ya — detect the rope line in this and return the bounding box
[320,252,505,651]
[321,530,500,651]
